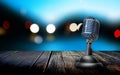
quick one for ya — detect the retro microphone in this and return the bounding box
[76,17,103,68]
[82,17,100,55]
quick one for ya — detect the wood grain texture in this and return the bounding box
[44,51,66,75]
[32,51,51,75]
[0,51,120,75]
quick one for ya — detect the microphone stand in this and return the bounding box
[75,39,103,68]
[86,40,92,55]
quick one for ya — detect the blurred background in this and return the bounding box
[0,0,120,51]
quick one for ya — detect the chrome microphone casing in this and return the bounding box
[76,17,103,68]
[81,17,100,42]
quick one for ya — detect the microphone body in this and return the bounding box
[81,17,100,42]
[75,17,103,68]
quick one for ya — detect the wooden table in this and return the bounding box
[0,51,120,75]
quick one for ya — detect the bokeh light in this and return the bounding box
[25,21,32,29]
[2,21,10,30]
[34,35,43,44]
[30,34,43,44]
[114,29,120,38]
[46,24,56,34]
[77,23,83,30]
[69,23,78,32]
[0,27,6,35]
[30,23,39,33]
[46,34,55,41]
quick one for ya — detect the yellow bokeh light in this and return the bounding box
[69,23,78,32]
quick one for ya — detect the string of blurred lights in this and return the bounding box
[1,20,120,46]
[1,20,120,37]
[0,19,84,45]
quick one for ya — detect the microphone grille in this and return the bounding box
[81,17,100,41]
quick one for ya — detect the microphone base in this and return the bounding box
[75,55,103,68]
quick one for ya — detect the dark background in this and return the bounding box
[0,0,120,51]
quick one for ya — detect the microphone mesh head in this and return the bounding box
[81,17,100,41]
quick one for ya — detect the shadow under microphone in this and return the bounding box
[75,17,103,68]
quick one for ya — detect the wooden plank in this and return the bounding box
[94,52,120,65]
[0,51,18,61]
[95,52,120,73]
[0,51,10,54]
[93,52,108,65]
[0,51,23,65]
[101,51,120,59]
[44,51,65,75]
[45,51,111,75]
[62,51,75,74]
[0,51,43,75]
[0,51,41,66]
[96,52,120,65]
[0,51,120,75]
[70,51,110,75]
[17,51,43,67]
[69,51,84,60]
[32,51,51,75]
[61,51,83,75]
